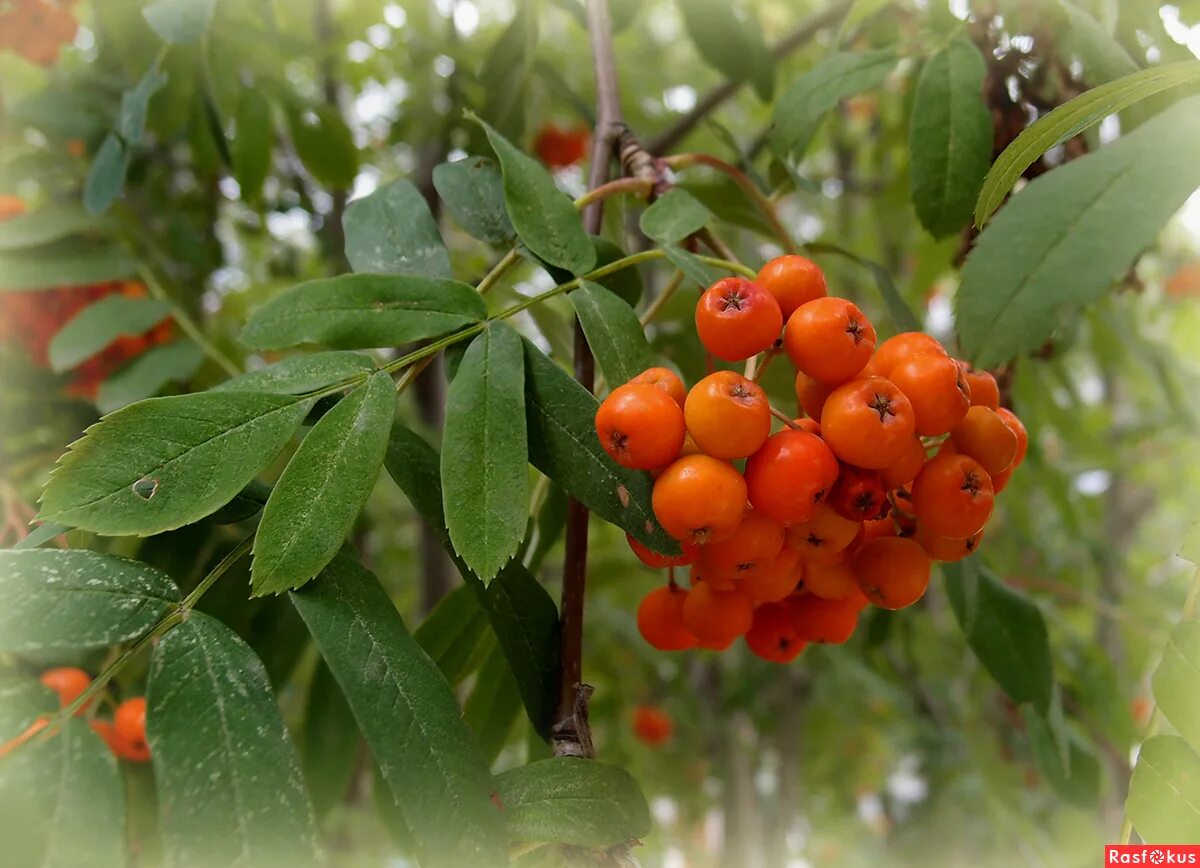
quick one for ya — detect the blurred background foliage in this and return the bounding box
[2,0,1200,865]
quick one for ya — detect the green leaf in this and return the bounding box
[958,96,1200,367]
[47,296,171,372]
[496,758,652,847]
[639,188,713,244]
[0,720,125,868]
[0,242,137,292]
[591,237,644,306]
[807,242,922,334]
[1022,703,1101,808]
[289,549,509,868]
[118,61,169,147]
[475,116,595,276]
[253,371,395,595]
[12,521,70,550]
[286,104,359,189]
[148,613,320,867]
[569,281,654,387]
[39,391,312,535]
[974,61,1200,226]
[478,4,538,142]
[233,89,273,202]
[205,478,272,525]
[1151,619,1200,751]
[442,323,528,583]
[522,339,677,554]
[836,0,893,46]
[944,562,1053,714]
[663,244,723,289]
[413,584,492,684]
[214,351,375,395]
[241,274,486,351]
[96,341,204,412]
[432,157,516,245]
[464,640,522,764]
[0,675,54,740]
[143,0,216,43]
[909,39,992,238]
[1126,735,1200,844]
[0,548,179,651]
[343,178,452,278]
[83,134,131,216]
[0,204,106,251]
[384,423,561,738]
[678,0,774,101]
[1059,0,1139,85]
[769,50,897,163]
[302,661,358,820]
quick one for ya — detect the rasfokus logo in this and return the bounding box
[1106,845,1200,865]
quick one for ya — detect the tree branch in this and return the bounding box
[645,0,852,155]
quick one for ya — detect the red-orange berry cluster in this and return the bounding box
[595,255,1028,664]
[0,0,79,66]
[532,123,589,169]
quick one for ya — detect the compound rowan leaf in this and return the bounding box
[496,757,651,847]
[241,274,486,350]
[290,549,508,868]
[432,156,515,245]
[343,178,452,278]
[147,613,320,867]
[441,322,528,583]
[38,391,312,536]
[214,351,375,395]
[569,281,654,387]
[253,371,395,595]
[1126,735,1200,844]
[474,116,595,276]
[0,548,179,652]
[48,295,171,372]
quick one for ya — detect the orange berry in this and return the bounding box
[743,430,839,525]
[632,705,674,745]
[744,546,803,604]
[949,406,1018,476]
[755,254,827,319]
[819,376,915,469]
[794,370,834,421]
[595,383,686,470]
[682,582,754,646]
[630,366,686,409]
[789,592,866,644]
[90,720,123,755]
[783,297,877,384]
[793,417,821,435]
[871,332,947,378]
[0,194,26,221]
[858,517,896,547]
[995,407,1028,467]
[786,505,859,562]
[533,124,588,168]
[699,509,785,584]
[745,602,807,663]
[888,353,970,436]
[956,361,1001,410]
[911,452,994,540]
[695,277,783,361]
[652,455,747,545]
[827,464,891,522]
[914,524,983,562]
[637,585,699,650]
[802,559,860,600]
[39,667,91,713]
[684,371,771,459]
[853,537,931,610]
[113,697,151,762]
[626,533,698,569]
[881,437,927,489]
[991,464,1013,493]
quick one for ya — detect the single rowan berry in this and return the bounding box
[113,697,150,762]
[652,455,748,545]
[745,602,807,663]
[794,370,834,421]
[911,452,994,539]
[637,585,699,650]
[532,124,588,168]
[595,383,686,470]
[956,362,1000,410]
[695,277,783,361]
[858,517,897,547]
[881,437,927,489]
[871,332,947,378]
[914,524,983,562]
[949,406,1018,476]
[995,407,1028,467]
[744,430,839,525]
[699,509,785,584]
[789,592,866,644]
[853,537,931,610]
[802,558,860,600]
[684,371,771,459]
[827,464,891,523]
[756,255,828,319]
[786,505,859,562]
[90,720,123,755]
[991,465,1013,494]
[793,417,821,435]
[744,546,803,604]
[889,353,970,436]
[783,297,877,384]
[632,705,674,746]
[630,366,687,409]
[40,667,91,713]
[820,377,916,469]
[682,582,754,646]
[626,533,698,569]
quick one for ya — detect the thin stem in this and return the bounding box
[769,405,802,430]
[640,269,685,326]
[138,264,241,377]
[666,152,796,253]
[476,248,522,296]
[573,176,653,210]
[753,347,782,383]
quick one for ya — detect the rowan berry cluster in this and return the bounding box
[594,255,1027,663]
[0,667,151,762]
[0,0,79,66]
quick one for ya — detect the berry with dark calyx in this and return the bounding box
[784,297,877,384]
[113,697,151,762]
[652,455,748,545]
[852,537,931,610]
[698,509,785,585]
[820,377,916,469]
[595,383,686,470]
[911,452,994,540]
[695,277,783,362]
[789,592,867,644]
[745,602,807,663]
[744,430,839,525]
[827,464,891,522]
[684,371,771,460]
[888,353,970,437]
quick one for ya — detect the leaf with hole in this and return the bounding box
[241,273,486,350]
[38,391,312,535]
[344,178,452,278]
